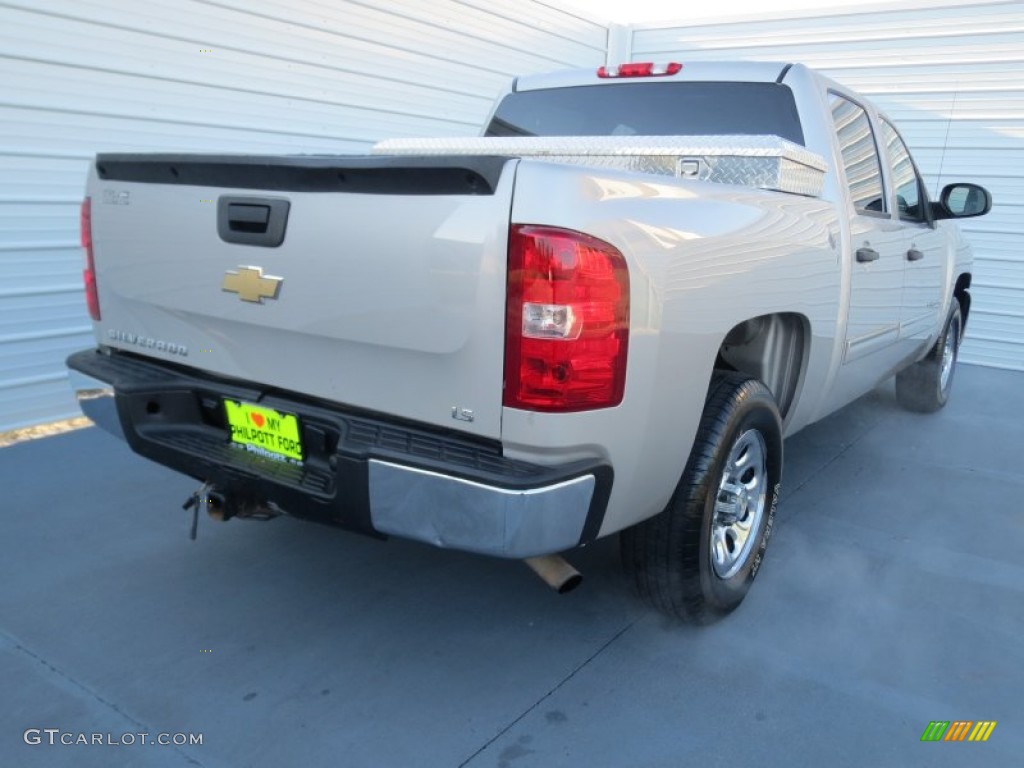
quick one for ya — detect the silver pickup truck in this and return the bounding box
[67,61,990,622]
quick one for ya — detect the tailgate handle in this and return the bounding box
[227,203,269,231]
[218,196,290,247]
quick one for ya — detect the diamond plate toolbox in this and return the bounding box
[372,135,827,197]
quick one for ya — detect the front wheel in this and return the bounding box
[895,301,963,413]
[621,372,783,623]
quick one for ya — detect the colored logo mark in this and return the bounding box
[222,266,283,303]
[920,721,997,742]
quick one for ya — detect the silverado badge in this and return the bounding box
[222,266,283,303]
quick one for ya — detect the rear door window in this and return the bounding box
[829,93,886,215]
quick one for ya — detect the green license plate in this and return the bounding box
[224,400,303,463]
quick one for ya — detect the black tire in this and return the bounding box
[621,372,783,623]
[895,301,963,413]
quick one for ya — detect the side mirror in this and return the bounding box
[934,183,992,219]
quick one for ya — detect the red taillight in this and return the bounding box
[504,225,629,412]
[80,197,100,321]
[597,62,682,78]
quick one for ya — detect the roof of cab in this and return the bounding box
[514,61,798,92]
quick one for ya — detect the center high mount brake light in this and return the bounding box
[597,62,683,78]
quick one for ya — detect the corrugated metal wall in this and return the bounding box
[0,0,606,431]
[628,0,1024,371]
[3,1,1021,431]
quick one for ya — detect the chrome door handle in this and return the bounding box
[856,247,880,263]
[907,248,925,261]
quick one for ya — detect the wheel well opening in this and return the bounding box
[715,313,808,419]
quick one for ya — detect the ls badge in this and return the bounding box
[222,266,283,303]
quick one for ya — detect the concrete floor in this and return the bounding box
[2,364,1021,768]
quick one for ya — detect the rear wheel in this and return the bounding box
[621,372,783,623]
[895,301,962,413]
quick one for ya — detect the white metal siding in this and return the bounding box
[0,0,606,431]
[630,0,1024,370]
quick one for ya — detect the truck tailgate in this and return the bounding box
[86,155,515,439]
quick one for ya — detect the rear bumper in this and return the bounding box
[69,368,123,439]
[67,349,611,558]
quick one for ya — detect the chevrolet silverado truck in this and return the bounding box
[67,62,991,622]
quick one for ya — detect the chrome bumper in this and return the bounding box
[68,369,125,440]
[368,460,596,559]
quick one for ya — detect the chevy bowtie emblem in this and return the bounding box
[222,266,282,303]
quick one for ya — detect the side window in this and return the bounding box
[881,120,926,222]
[829,93,886,215]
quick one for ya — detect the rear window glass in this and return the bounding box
[486,82,805,145]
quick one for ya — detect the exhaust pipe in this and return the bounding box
[524,555,582,594]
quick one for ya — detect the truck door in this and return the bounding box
[829,93,906,367]
[879,119,947,349]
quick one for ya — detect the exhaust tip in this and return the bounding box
[556,571,583,594]
[524,555,582,594]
